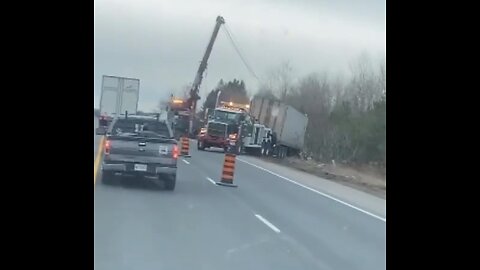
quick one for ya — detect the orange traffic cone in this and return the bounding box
[180,136,191,157]
[216,153,238,187]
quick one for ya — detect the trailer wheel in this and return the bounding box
[197,140,205,151]
[278,146,287,159]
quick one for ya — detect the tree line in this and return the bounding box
[258,53,386,166]
[199,79,249,119]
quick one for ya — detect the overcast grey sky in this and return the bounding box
[94,0,385,111]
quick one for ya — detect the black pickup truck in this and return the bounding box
[99,115,179,190]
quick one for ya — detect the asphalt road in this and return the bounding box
[94,118,386,270]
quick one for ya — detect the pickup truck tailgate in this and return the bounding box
[105,136,177,166]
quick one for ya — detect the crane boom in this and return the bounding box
[188,15,225,135]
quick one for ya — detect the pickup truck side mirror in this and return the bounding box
[96,127,107,135]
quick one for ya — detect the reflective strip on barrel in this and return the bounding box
[181,137,189,154]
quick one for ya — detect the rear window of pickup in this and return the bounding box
[111,119,171,138]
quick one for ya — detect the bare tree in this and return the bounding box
[379,58,386,96]
[277,61,294,102]
[286,72,334,159]
[348,52,379,112]
[330,72,346,112]
[263,61,295,102]
[178,84,192,99]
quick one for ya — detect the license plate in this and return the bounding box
[159,146,168,154]
[134,164,147,172]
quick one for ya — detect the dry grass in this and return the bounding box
[267,156,386,199]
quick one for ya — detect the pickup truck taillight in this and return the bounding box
[172,144,179,159]
[104,140,111,155]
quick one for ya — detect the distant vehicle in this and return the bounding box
[197,119,239,152]
[101,114,178,190]
[197,103,247,153]
[249,97,308,158]
[166,97,199,140]
[197,101,273,155]
[96,75,140,135]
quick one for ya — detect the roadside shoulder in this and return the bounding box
[237,156,386,219]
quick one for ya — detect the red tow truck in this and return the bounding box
[197,102,249,152]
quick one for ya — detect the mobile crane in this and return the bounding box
[186,15,225,136]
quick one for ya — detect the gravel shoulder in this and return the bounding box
[261,156,386,200]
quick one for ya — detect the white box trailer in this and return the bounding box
[250,97,308,158]
[96,75,140,135]
[99,75,140,117]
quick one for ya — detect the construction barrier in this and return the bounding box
[180,136,191,157]
[216,153,238,187]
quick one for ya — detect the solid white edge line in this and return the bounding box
[254,214,281,233]
[182,159,190,164]
[206,177,216,185]
[237,157,386,223]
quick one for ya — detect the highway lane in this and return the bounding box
[94,125,386,269]
[95,158,323,268]
[184,145,385,270]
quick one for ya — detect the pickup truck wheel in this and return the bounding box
[164,175,176,190]
[101,171,115,185]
